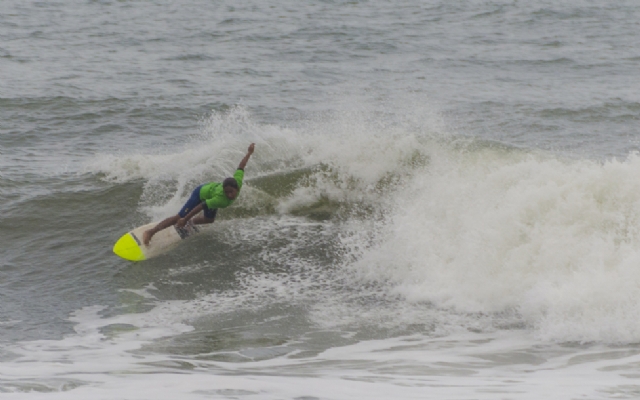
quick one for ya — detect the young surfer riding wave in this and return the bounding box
[143,143,255,246]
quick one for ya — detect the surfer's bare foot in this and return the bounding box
[142,230,153,246]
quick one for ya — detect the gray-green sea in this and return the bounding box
[2,1,640,398]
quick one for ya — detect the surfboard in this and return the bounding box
[113,221,201,261]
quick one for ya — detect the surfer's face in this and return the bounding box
[224,186,238,200]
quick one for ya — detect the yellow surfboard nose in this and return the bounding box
[113,232,146,261]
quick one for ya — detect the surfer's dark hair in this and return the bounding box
[223,177,239,189]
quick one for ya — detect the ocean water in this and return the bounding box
[2,0,640,398]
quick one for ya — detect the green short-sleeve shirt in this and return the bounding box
[199,169,244,210]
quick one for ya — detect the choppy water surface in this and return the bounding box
[2,1,640,398]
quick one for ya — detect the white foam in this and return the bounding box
[4,313,639,400]
[85,104,443,220]
[348,147,640,343]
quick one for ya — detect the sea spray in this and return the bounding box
[348,147,640,342]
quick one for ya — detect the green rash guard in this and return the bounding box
[198,169,245,210]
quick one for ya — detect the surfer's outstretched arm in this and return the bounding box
[238,143,255,170]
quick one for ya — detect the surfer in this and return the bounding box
[142,143,255,246]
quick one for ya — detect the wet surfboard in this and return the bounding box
[113,221,200,261]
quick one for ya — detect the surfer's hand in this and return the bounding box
[247,143,255,154]
[176,218,187,228]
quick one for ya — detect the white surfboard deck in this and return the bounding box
[113,220,202,261]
